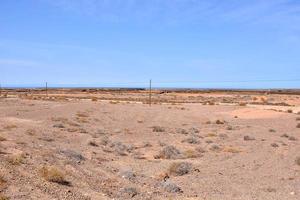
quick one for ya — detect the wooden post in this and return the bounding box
[46,82,48,97]
[149,79,152,106]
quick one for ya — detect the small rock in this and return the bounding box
[244,135,255,141]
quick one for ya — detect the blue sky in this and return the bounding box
[1,0,300,88]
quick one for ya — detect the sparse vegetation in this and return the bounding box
[244,135,255,141]
[168,162,192,176]
[183,149,201,158]
[181,137,199,144]
[0,136,6,141]
[295,157,300,166]
[8,154,25,165]
[0,195,9,200]
[152,126,165,132]
[215,120,225,124]
[88,140,98,147]
[3,125,17,131]
[223,146,241,153]
[25,129,36,136]
[155,146,182,159]
[39,166,69,185]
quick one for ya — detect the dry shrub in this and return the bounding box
[51,117,68,123]
[25,129,36,136]
[297,123,300,128]
[88,141,98,147]
[223,146,241,153]
[110,101,119,104]
[296,117,300,121]
[295,157,300,166]
[215,120,225,124]
[91,97,98,102]
[155,146,182,159]
[183,149,201,158]
[208,101,215,105]
[0,195,9,200]
[287,109,293,113]
[239,102,247,106]
[181,137,199,144]
[152,126,165,132]
[76,117,89,123]
[168,162,192,176]
[0,136,6,142]
[39,166,69,185]
[3,125,17,131]
[76,112,89,118]
[8,154,25,166]
[205,133,217,137]
[0,174,6,188]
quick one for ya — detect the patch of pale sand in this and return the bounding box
[248,104,300,114]
[1,117,42,124]
[230,107,284,119]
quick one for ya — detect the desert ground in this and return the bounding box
[0,89,300,200]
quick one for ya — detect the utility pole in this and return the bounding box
[149,79,152,106]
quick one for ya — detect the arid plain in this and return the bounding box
[0,89,300,200]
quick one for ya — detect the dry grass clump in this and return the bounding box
[76,112,89,118]
[168,162,192,176]
[109,100,120,104]
[152,126,165,132]
[0,195,9,200]
[0,174,6,188]
[295,157,300,166]
[25,129,36,136]
[39,166,69,185]
[205,133,217,137]
[155,146,182,159]
[3,125,17,131]
[88,140,98,147]
[181,137,199,144]
[223,146,242,153]
[8,154,25,166]
[244,135,255,141]
[183,149,201,158]
[91,97,98,102]
[0,136,6,142]
[215,120,225,125]
[296,117,300,121]
[239,102,247,106]
[297,123,300,128]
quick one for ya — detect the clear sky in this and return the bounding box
[1,0,300,88]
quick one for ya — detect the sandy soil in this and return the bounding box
[0,91,300,200]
